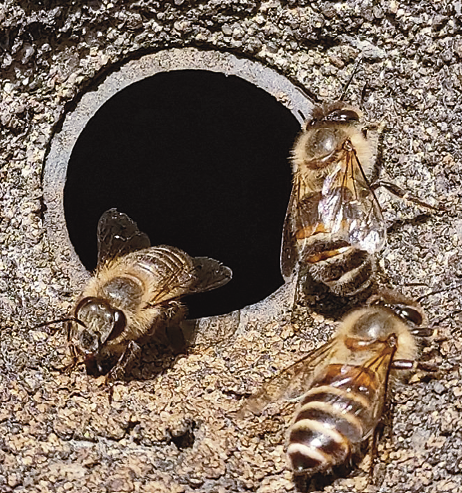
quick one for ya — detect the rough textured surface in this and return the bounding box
[0,1,461,492]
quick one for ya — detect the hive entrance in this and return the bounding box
[64,69,299,318]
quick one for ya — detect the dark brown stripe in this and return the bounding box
[301,390,365,415]
[302,237,351,257]
[295,405,363,443]
[289,423,349,463]
[289,450,323,474]
[301,386,370,420]
[311,250,369,282]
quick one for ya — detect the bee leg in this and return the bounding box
[63,322,80,374]
[370,180,443,211]
[166,324,188,352]
[364,120,387,184]
[165,304,189,351]
[415,361,443,372]
[367,416,389,487]
[61,361,78,375]
[107,341,142,381]
[367,429,379,484]
[60,343,79,375]
[409,327,435,337]
[391,359,415,370]
[106,381,115,404]
[392,359,442,373]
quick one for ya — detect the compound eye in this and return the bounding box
[327,109,360,122]
[107,309,126,341]
[76,298,114,327]
[397,306,423,326]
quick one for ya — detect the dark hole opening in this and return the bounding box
[169,420,196,450]
[65,69,300,318]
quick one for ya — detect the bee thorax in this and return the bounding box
[101,276,143,310]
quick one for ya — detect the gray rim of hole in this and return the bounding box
[43,47,314,315]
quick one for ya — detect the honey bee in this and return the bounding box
[65,208,232,380]
[281,102,437,296]
[240,292,430,476]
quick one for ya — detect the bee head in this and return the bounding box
[367,295,424,328]
[71,297,127,357]
[297,103,363,167]
[306,103,361,128]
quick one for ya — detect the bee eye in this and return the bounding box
[397,306,423,326]
[107,309,126,341]
[74,296,99,315]
[326,109,360,122]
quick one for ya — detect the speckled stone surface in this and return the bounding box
[1,1,462,492]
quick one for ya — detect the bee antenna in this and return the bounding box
[415,281,462,303]
[31,317,86,330]
[432,309,462,327]
[340,55,364,101]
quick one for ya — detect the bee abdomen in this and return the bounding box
[288,390,365,474]
[140,246,189,271]
[132,246,192,281]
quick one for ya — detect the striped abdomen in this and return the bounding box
[128,246,193,287]
[287,363,382,475]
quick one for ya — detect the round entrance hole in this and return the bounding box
[65,70,298,318]
[44,49,314,319]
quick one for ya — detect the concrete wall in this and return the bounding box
[0,2,461,492]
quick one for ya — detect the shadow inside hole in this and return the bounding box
[168,419,197,451]
[64,69,300,318]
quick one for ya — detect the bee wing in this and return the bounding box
[188,256,233,294]
[97,209,151,267]
[369,345,398,424]
[342,340,397,436]
[281,184,298,279]
[318,150,386,254]
[281,177,322,279]
[239,338,338,416]
[146,248,232,305]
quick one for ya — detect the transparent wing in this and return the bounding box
[239,338,338,417]
[281,185,298,279]
[343,341,396,437]
[97,209,151,267]
[318,150,386,254]
[281,176,322,279]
